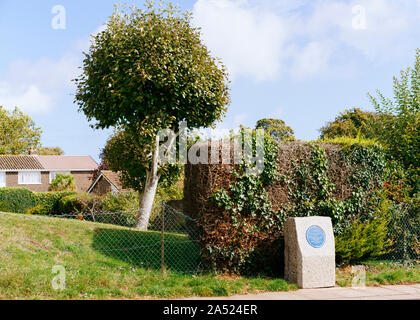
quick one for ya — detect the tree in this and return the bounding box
[256,118,295,142]
[37,147,65,155]
[102,129,182,192]
[319,108,386,140]
[49,174,76,192]
[0,106,42,154]
[74,1,230,230]
[368,49,420,172]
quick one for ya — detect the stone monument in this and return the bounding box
[284,216,335,289]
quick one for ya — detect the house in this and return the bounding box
[0,155,98,193]
[87,170,130,195]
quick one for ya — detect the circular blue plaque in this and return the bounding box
[306,225,326,248]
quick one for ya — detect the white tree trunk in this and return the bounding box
[135,135,160,230]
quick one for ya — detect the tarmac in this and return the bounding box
[186,284,420,300]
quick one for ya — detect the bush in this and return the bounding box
[49,174,76,192]
[335,200,394,265]
[26,205,52,215]
[0,201,10,212]
[102,192,138,212]
[34,191,76,214]
[58,193,102,214]
[0,188,37,213]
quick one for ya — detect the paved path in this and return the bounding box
[186,284,420,300]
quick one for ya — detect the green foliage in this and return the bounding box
[256,118,295,142]
[0,188,37,213]
[335,200,394,265]
[37,147,64,155]
[74,1,230,132]
[58,193,102,214]
[210,139,388,273]
[368,49,420,172]
[102,129,183,192]
[210,131,282,273]
[33,191,76,214]
[58,192,140,227]
[0,188,75,214]
[318,136,379,148]
[74,0,230,228]
[0,107,42,154]
[319,107,385,140]
[102,192,139,212]
[49,174,76,192]
[26,205,52,216]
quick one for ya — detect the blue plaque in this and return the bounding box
[306,225,326,248]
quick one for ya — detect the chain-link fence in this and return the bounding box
[381,203,419,262]
[0,200,417,282]
[0,202,202,279]
[61,203,202,274]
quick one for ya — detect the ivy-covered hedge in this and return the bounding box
[184,138,389,275]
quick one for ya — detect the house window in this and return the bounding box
[18,172,41,185]
[49,171,71,183]
[0,172,5,188]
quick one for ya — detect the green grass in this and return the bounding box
[0,212,296,299]
[336,260,420,287]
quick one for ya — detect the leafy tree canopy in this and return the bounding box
[49,174,76,192]
[368,49,420,172]
[37,147,65,155]
[0,106,42,155]
[319,107,389,140]
[74,1,230,134]
[102,128,183,192]
[256,118,295,142]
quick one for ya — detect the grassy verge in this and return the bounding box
[336,260,420,287]
[0,212,296,299]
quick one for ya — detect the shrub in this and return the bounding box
[49,174,76,192]
[0,201,10,212]
[335,200,394,265]
[34,191,76,214]
[58,193,103,214]
[26,205,52,215]
[102,192,138,212]
[0,188,37,213]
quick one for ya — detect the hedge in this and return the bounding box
[0,188,76,214]
[0,188,37,213]
[184,139,388,275]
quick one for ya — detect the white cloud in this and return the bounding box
[0,54,79,114]
[0,25,102,115]
[291,41,333,79]
[193,0,420,81]
[193,0,291,81]
[0,82,53,114]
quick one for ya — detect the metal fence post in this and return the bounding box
[161,209,166,275]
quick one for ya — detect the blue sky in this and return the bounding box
[0,0,419,162]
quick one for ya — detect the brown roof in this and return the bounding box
[35,156,98,170]
[0,155,98,171]
[101,170,125,191]
[0,156,44,170]
[88,170,131,193]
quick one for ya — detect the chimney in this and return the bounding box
[28,147,39,156]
